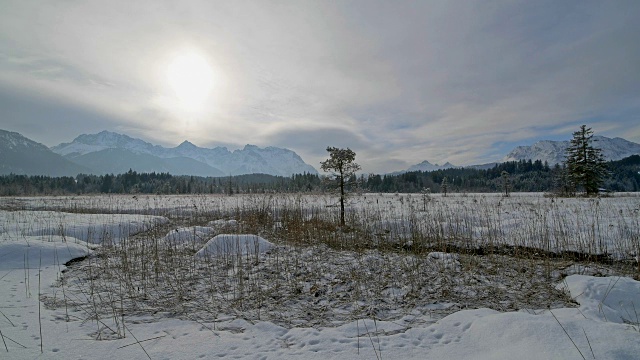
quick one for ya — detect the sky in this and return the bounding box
[1,0,639,174]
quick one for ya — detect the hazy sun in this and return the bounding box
[166,51,214,112]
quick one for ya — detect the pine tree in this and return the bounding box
[441,177,448,197]
[565,125,608,195]
[320,147,361,226]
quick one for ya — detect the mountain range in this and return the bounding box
[501,136,640,165]
[390,160,458,175]
[0,130,317,177]
[1,129,639,177]
[52,131,318,177]
[397,136,640,173]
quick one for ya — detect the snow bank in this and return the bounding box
[415,275,640,360]
[559,274,640,325]
[0,236,90,271]
[0,210,168,244]
[194,234,274,258]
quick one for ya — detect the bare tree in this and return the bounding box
[320,147,361,226]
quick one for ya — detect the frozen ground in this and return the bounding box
[0,194,639,359]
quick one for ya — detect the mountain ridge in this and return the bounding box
[52,130,318,176]
[394,136,640,174]
[502,136,640,165]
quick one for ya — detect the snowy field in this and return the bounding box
[0,193,639,359]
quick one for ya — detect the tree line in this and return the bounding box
[0,155,637,196]
[0,170,322,196]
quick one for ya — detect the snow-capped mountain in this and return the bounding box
[0,130,89,176]
[52,131,163,156]
[503,136,640,165]
[52,131,318,176]
[406,160,457,172]
[390,160,457,174]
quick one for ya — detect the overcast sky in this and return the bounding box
[1,0,639,173]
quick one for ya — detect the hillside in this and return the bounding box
[0,129,89,176]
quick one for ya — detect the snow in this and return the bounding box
[0,210,168,244]
[0,236,89,271]
[558,275,640,325]
[1,194,639,359]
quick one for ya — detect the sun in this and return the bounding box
[166,51,214,112]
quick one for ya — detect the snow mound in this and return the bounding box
[195,234,274,258]
[0,236,91,270]
[558,274,640,325]
[160,226,216,246]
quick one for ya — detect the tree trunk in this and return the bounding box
[340,175,345,226]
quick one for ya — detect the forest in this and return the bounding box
[0,155,638,196]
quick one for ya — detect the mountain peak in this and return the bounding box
[0,129,90,176]
[415,160,434,166]
[178,140,197,148]
[0,129,49,151]
[52,130,154,156]
[243,144,260,150]
[76,130,132,143]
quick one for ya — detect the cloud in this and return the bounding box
[0,86,129,146]
[0,0,639,172]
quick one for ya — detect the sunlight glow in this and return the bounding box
[166,51,214,113]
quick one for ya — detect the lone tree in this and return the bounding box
[320,147,361,226]
[441,177,448,197]
[501,170,511,197]
[565,125,608,196]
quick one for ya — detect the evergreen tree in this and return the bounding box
[441,177,448,197]
[565,125,608,195]
[320,147,361,226]
[227,176,234,195]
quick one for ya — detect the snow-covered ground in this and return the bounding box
[3,192,638,257]
[0,194,639,359]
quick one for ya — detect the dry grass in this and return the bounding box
[24,192,638,339]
